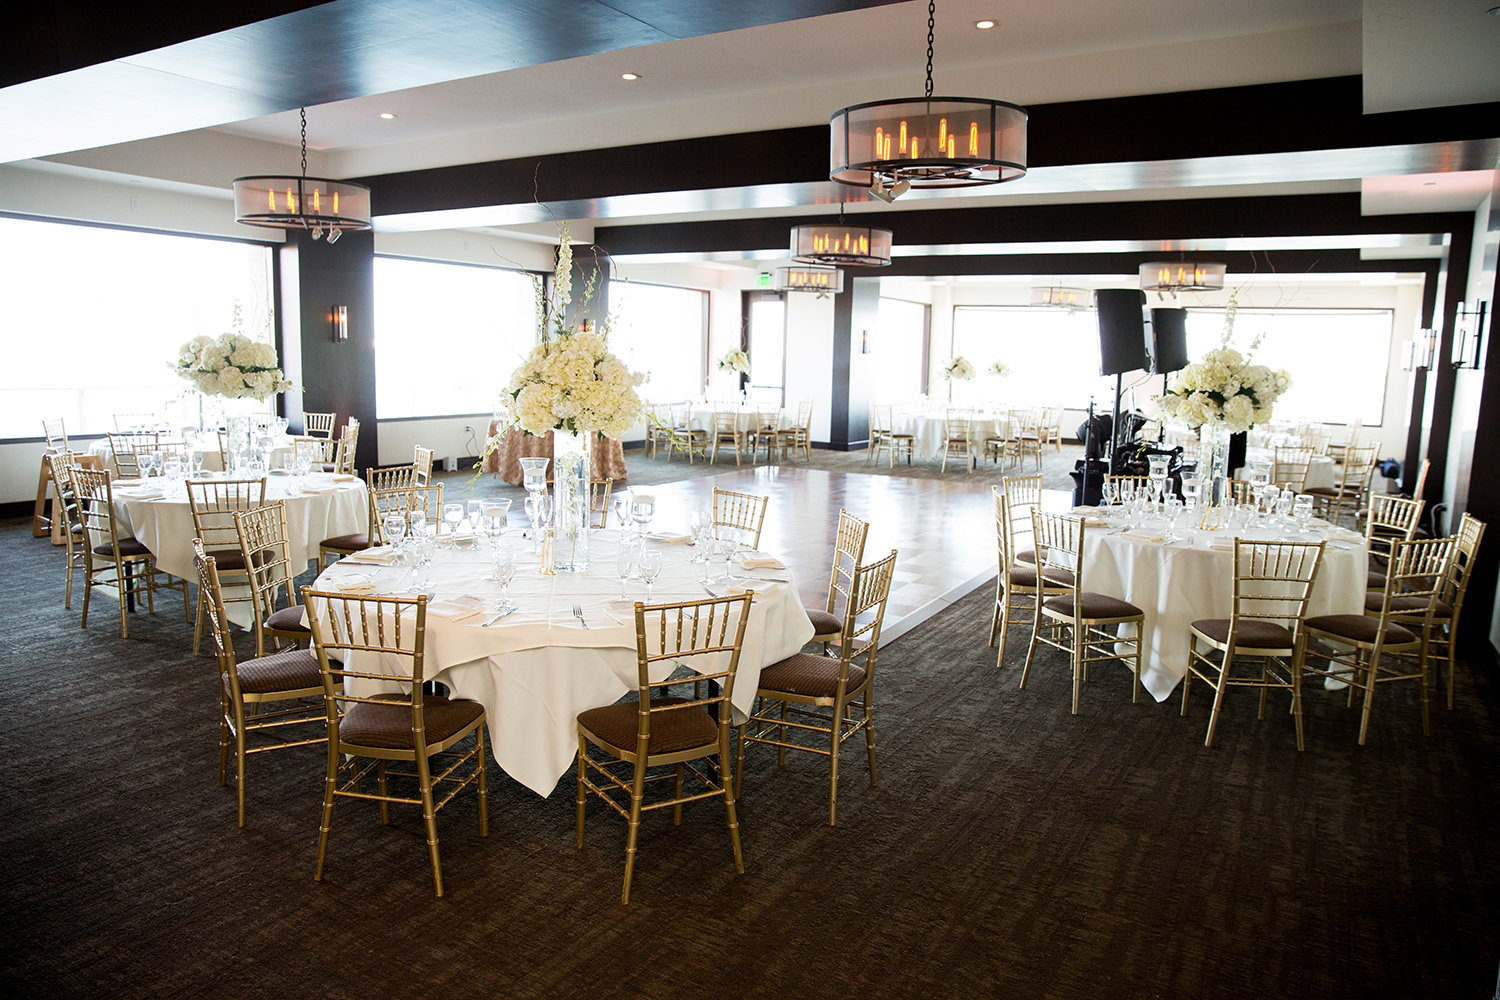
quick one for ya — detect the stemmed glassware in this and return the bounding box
[482,500,510,543]
[638,548,663,602]
[612,489,633,535]
[689,509,711,562]
[616,542,636,599]
[443,503,465,546]
[381,510,407,551]
[411,526,436,593]
[1182,477,1202,510]
[1274,490,1295,527]
[1162,496,1186,543]
[466,499,484,534]
[524,492,552,553]
[1292,494,1315,534]
[1259,484,1281,523]
[631,494,656,536]
[490,541,516,611]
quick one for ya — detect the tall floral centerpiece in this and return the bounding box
[987,360,1010,377]
[497,225,645,571]
[717,348,750,400]
[1157,343,1290,504]
[942,355,976,402]
[175,332,293,470]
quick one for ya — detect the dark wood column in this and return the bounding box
[279,228,377,472]
[829,277,880,451]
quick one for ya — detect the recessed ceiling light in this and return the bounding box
[974,19,996,29]
[379,112,396,119]
[621,72,640,81]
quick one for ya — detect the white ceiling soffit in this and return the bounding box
[1362,0,1500,114]
[1361,169,1498,215]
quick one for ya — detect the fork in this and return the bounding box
[572,602,589,628]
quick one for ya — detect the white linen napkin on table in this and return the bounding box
[423,595,485,623]
[342,546,399,565]
[1121,529,1166,544]
[327,572,378,593]
[117,484,167,500]
[738,552,785,569]
[298,482,343,494]
[644,532,692,544]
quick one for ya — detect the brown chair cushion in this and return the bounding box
[340,693,484,750]
[1190,618,1295,649]
[1304,614,1416,646]
[320,533,370,551]
[757,652,866,699]
[1367,570,1387,590]
[1363,594,1453,618]
[1008,563,1075,589]
[1015,548,1037,564]
[202,547,272,572]
[1042,592,1143,620]
[93,537,151,557]
[1303,486,1340,497]
[578,697,719,756]
[806,608,842,635]
[231,648,322,695]
[265,605,311,632]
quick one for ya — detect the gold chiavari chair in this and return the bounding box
[667,402,708,463]
[1356,458,1429,537]
[590,478,613,528]
[186,477,268,655]
[302,588,489,897]
[412,445,434,487]
[367,462,417,495]
[1180,540,1326,750]
[1104,473,1153,501]
[712,487,768,548]
[303,411,337,439]
[737,549,897,826]
[1021,510,1145,714]
[1002,473,1044,565]
[1045,405,1066,453]
[1299,430,1331,456]
[291,435,334,470]
[195,541,326,828]
[1306,445,1378,527]
[1297,536,1456,745]
[1364,493,1426,591]
[940,409,975,472]
[320,417,359,473]
[215,428,230,470]
[646,402,675,460]
[982,411,1014,468]
[72,466,190,638]
[748,407,784,463]
[1013,408,1045,472]
[42,417,69,453]
[875,404,914,467]
[1325,418,1360,463]
[107,430,159,479]
[234,502,311,658]
[113,412,157,432]
[786,399,814,462]
[989,489,1072,670]
[1365,513,1485,712]
[865,401,888,464]
[577,593,753,903]
[44,451,87,608]
[805,509,869,651]
[1272,446,1314,493]
[709,410,745,465]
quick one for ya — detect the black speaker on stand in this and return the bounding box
[1094,289,1148,477]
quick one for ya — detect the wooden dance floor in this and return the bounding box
[632,466,1002,642]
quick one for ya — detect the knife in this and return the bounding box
[480,606,518,627]
[702,584,721,598]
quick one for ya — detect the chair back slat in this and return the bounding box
[186,478,267,557]
[233,502,297,632]
[631,595,753,726]
[712,487,768,548]
[824,508,869,617]
[1230,540,1325,632]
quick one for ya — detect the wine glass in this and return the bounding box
[1182,477,1202,509]
[443,502,464,546]
[1292,494,1315,534]
[612,489,633,534]
[412,528,437,593]
[1274,491,1295,526]
[483,500,510,543]
[1259,484,1281,520]
[466,499,484,533]
[631,495,656,536]
[616,543,636,599]
[1162,496,1185,543]
[381,510,407,548]
[491,541,517,610]
[639,549,663,602]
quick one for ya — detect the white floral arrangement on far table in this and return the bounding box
[717,348,751,375]
[496,224,645,440]
[943,356,976,381]
[175,333,293,401]
[1156,345,1290,433]
[987,360,1010,377]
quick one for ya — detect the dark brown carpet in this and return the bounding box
[2,509,1498,1000]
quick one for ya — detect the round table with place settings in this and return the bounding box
[308,527,813,796]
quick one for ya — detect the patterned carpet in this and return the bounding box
[4,450,1499,999]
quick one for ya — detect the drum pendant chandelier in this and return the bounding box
[790,207,894,268]
[232,108,371,243]
[829,0,1028,194]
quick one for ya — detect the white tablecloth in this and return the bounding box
[310,528,813,796]
[683,404,784,434]
[88,434,296,473]
[1243,448,1336,491]
[889,409,1011,463]
[1076,518,1368,701]
[109,472,368,582]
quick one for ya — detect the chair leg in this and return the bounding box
[777,701,788,767]
[828,699,842,826]
[1445,631,1457,711]
[1357,654,1378,746]
[721,736,745,876]
[734,724,746,799]
[1291,640,1306,752]
[476,725,489,838]
[218,692,232,787]
[673,765,684,825]
[234,702,249,828]
[863,694,877,788]
[988,581,1003,647]
[1020,612,1043,690]
[621,761,648,905]
[313,740,339,883]
[378,762,390,825]
[1070,631,1083,715]
[1204,652,1231,747]
[117,561,131,639]
[416,757,443,897]
[576,737,589,847]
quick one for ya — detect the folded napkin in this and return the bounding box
[113,478,143,488]
[299,483,342,494]
[342,546,399,565]
[424,595,485,623]
[328,572,378,593]
[331,474,358,483]
[1078,517,1110,527]
[1070,505,1100,514]
[118,485,167,500]
[644,531,691,544]
[1121,530,1166,544]
[1207,536,1238,551]
[737,552,785,570]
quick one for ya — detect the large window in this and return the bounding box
[374,256,536,418]
[610,281,708,400]
[0,216,274,438]
[1185,308,1391,425]
[874,298,929,398]
[951,306,1117,408]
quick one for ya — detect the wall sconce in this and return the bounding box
[1453,300,1488,369]
[331,305,348,343]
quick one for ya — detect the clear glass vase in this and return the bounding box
[551,428,592,572]
[1197,424,1231,507]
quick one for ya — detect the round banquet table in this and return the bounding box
[108,471,368,587]
[1071,511,1369,701]
[888,408,1012,463]
[309,528,813,796]
[1242,448,1337,491]
[87,433,296,474]
[484,423,627,485]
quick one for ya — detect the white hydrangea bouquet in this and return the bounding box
[987,360,1010,377]
[717,348,750,375]
[943,356,976,381]
[1157,344,1290,433]
[175,333,293,401]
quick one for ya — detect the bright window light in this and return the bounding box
[875,298,929,398]
[952,306,1116,408]
[610,282,707,401]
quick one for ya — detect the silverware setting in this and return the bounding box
[702,584,721,598]
[573,602,589,628]
[480,606,517,627]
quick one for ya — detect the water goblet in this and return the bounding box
[163,457,183,481]
[631,495,656,536]
[1259,484,1281,520]
[1162,496,1185,543]
[491,542,517,609]
[381,510,407,548]
[484,499,511,537]
[616,544,636,599]
[639,549,663,602]
[1274,492,1295,526]
[412,528,437,593]
[442,502,464,546]
[1292,494,1315,534]
[466,499,484,532]
[612,490,633,535]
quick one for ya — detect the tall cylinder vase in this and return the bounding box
[551,428,592,572]
[1197,424,1231,507]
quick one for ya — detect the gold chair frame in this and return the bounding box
[234,501,311,658]
[303,411,337,439]
[712,487,768,549]
[412,445,434,486]
[576,594,753,904]
[808,509,869,650]
[709,410,745,466]
[107,430,160,479]
[45,451,87,608]
[72,466,190,638]
[590,478,614,528]
[302,588,489,897]
[186,477,268,655]
[989,489,1071,670]
[940,409,975,473]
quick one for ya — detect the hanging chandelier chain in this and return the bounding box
[299,107,308,179]
[924,0,935,98]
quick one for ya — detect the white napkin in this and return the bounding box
[645,531,692,544]
[424,595,485,623]
[328,573,378,593]
[113,478,143,488]
[299,482,342,494]
[342,546,399,565]
[118,485,167,500]
[738,551,785,569]
[1122,529,1166,544]
[331,474,358,483]
[1206,535,1237,551]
